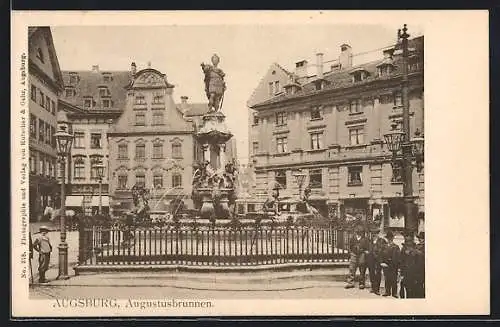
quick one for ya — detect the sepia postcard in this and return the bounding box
[11,10,489,317]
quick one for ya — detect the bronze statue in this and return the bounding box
[201,54,226,112]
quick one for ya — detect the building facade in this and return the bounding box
[28,27,64,222]
[248,36,424,229]
[58,66,130,215]
[107,65,199,215]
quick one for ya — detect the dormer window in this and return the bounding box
[99,86,110,98]
[83,97,93,109]
[350,68,369,83]
[377,64,394,77]
[36,48,44,63]
[102,72,113,82]
[65,87,76,97]
[69,72,79,85]
[135,94,146,105]
[102,99,111,108]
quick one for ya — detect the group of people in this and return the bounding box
[346,224,425,299]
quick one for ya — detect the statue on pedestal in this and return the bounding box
[201,54,226,113]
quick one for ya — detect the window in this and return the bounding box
[391,162,403,183]
[394,92,402,107]
[39,154,45,175]
[51,100,56,114]
[153,143,163,159]
[172,143,182,158]
[39,91,45,108]
[73,132,85,148]
[135,174,145,188]
[102,99,111,108]
[29,151,36,174]
[135,144,146,159]
[51,127,56,147]
[248,203,256,213]
[69,74,78,84]
[153,94,164,104]
[45,157,51,177]
[118,143,128,159]
[99,87,110,97]
[84,98,92,109]
[51,158,56,177]
[311,107,322,120]
[45,124,51,145]
[30,114,37,138]
[349,127,365,145]
[352,71,365,82]
[36,48,44,63]
[275,170,287,189]
[274,81,280,94]
[45,95,51,112]
[90,157,104,180]
[153,174,163,188]
[118,175,128,189]
[38,120,45,142]
[349,99,362,114]
[31,85,37,101]
[309,169,322,189]
[73,157,85,179]
[348,166,363,186]
[152,112,164,125]
[310,132,323,150]
[135,113,145,126]
[65,88,75,97]
[275,112,287,126]
[253,114,259,125]
[276,136,288,153]
[252,142,259,155]
[135,95,146,105]
[268,82,274,96]
[90,133,102,149]
[172,173,182,188]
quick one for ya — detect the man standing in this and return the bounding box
[32,226,52,283]
[400,232,419,298]
[366,227,387,295]
[414,231,426,298]
[345,224,369,289]
[381,230,400,297]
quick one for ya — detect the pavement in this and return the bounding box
[29,221,79,282]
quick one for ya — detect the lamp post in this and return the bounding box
[384,24,424,236]
[293,170,307,200]
[95,161,105,215]
[54,111,73,280]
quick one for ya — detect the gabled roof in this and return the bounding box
[251,36,423,108]
[28,27,64,90]
[61,70,131,111]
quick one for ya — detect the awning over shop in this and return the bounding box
[91,196,109,206]
[65,195,109,207]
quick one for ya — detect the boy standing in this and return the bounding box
[381,231,400,297]
[366,227,387,295]
[345,224,369,289]
[32,226,52,283]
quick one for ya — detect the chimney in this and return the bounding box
[295,60,309,81]
[181,96,188,104]
[315,53,324,79]
[91,65,99,72]
[131,62,137,75]
[339,44,353,69]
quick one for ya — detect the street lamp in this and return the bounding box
[293,170,307,199]
[54,110,73,280]
[95,161,105,215]
[383,24,424,236]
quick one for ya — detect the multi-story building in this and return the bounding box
[108,63,226,215]
[28,27,64,222]
[247,36,424,229]
[58,66,129,215]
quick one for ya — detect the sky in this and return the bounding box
[51,24,423,163]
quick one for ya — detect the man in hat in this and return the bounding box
[414,231,426,298]
[32,226,53,283]
[399,232,419,298]
[366,226,387,295]
[380,230,400,297]
[345,224,369,289]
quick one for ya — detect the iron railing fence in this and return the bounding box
[78,224,353,266]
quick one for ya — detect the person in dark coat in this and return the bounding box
[345,224,369,289]
[399,232,419,298]
[414,231,426,298]
[381,230,400,297]
[366,227,387,295]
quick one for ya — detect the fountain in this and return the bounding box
[193,54,236,221]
